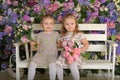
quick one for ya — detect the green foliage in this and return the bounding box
[117,2,120,5]
[81,52,91,59]
[111,35,116,41]
[73,0,78,7]
[90,0,95,3]
[58,0,65,3]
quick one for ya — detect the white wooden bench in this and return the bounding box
[14,24,118,80]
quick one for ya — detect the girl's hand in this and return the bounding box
[57,41,62,48]
[30,41,39,50]
[79,38,89,53]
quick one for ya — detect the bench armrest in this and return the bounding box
[14,42,30,61]
[14,42,30,47]
[107,40,118,47]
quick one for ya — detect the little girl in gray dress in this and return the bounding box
[28,14,60,80]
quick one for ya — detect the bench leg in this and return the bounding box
[16,67,20,80]
[112,69,115,80]
[107,69,110,80]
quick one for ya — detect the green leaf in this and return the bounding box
[74,41,79,48]
[80,6,87,18]
[111,35,116,41]
[73,0,78,7]
[90,0,95,3]
[58,0,65,3]
[117,2,120,5]
[81,53,90,59]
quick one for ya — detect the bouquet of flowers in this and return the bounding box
[62,40,80,64]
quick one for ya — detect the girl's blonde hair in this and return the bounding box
[40,14,55,24]
[61,13,79,36]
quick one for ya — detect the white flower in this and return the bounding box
[104,7,108,11]
[75,5,81,12]
[30,17,34,22]
[100,7,104,12]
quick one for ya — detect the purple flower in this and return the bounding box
[7,8,13,16]
[107,3,115,10]
[99,16,105,23]
[116,42,120,55]
[33,4,42,13]
[108,28,116,36]
[41,0,50,9]
[23,15,31,22]
[0,32,3,40]
[2,3,9,10]
[25,11,30,15]
[2,11,8,16]
[1,63,7,69]
[85,11,91,22]
[110,11,118,22]
[104,17,110,23]
[11,12,18,24]
[63,2,74,11]
[4,25,12,34]
[41,0,50,5]
[98,0,107,4]
[0,17,6,25]
[77,0,90,6]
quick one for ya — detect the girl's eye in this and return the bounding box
[65,23,69,25]
[44,23,48,25]
[50,23,53,25]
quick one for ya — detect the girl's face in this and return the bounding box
[41,18,54,32]
[64,18,76,32]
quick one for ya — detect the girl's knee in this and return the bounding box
[29,61,37,68]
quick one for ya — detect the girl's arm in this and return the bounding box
[57,41,62,48]
[79,37,89,53]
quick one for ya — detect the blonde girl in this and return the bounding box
[56,13,89,80]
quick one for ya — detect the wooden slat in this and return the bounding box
[78,24,107,31]
[85,34,107,41]
[32,24,61,30]
[32,24,107,31]
[87,45,106,52]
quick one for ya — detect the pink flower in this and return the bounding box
[68,41,74,48]
[22,25,30,30]
[33,4,42,13]
[57,16,62,22]
[73,48,80,55]
[63,51,70,58]
[62,40,67,47]
[73,54,79,60]
[48,2,60,13]
[13,1,18,6]
[67,56,74,64]
[63,2,74,11]
[6,0,12,5]
[64,46,72,52]
[21,35,29,43]
[27,0,36,7]
[4,25,12,34]
[106,22,115,28]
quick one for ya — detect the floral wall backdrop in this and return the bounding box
[0,0,120,75]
